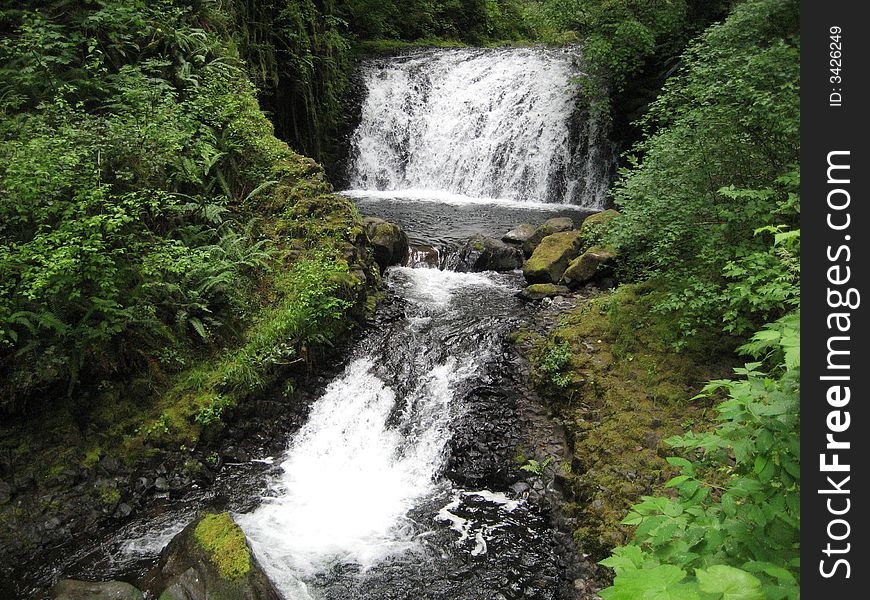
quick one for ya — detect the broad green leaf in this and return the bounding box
[696,565,764,600]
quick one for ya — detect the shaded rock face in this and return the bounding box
[454,234,524,272]
[518,284,570,301]
[561,247,615,289]
[363,217,409,271]
[522,231,584,285]
[521,217,575,257]
[502,223,536,245]
[51,579,144,600]
[149,513,279,600]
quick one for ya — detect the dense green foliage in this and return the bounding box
[339,0,531,42]
[227,0,532,168]
[519,0,731,132]
[591,1,801,596]
[0,1,367,415]
[227,0,352,165]
[604,0,800,340]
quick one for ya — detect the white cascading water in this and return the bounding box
[237,268,507,598]
[345,47,611,207]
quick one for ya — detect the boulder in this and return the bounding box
[561,246,616,289]
[522,217,576,257]
[502,223,536,245]
[579,209,620,240]
[51,580,144,600]
[406,244,443,269]
[154,513,280,600]
[455,234,523,272]
[363,217,409,271]
[545,216,575,230]
[519,283,570,301]
[522,231,584,284]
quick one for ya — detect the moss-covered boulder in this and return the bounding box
[579,209,620,241]
[455,234,523,272]
[51,580,144,600]
[363,217,409,271]
[521,217,576,257]
[522,230,584,284]
[501,223,536,245]
[154,513,279,600]
[519,283,570,301]
[561,246,616,289]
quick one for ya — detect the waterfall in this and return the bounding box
[345,47,612,208]
[237,268,517,598]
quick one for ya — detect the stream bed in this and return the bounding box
[15,196,588,599]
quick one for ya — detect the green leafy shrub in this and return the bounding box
[600,311,800,599]
[604,0,799,341]
[0,2,365,414]
[533,340,574,389]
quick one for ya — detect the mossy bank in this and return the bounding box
[520,282,736,570]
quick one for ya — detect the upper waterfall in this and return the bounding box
[345,47,612,208]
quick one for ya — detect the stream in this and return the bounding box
[13,46,612,599]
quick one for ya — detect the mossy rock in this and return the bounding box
[522,230,584,284]
[579,209,620,240]
[521,217,576,257]
[194,513,251,581]
[155,513,279,600]
[519,283,570,301]
[363,217,409,271]
[561,246,616,289]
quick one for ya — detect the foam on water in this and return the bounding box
[339,188,586,211]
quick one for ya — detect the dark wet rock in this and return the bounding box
[511,481,531,495]
[454,234,523,272]
[363,217,409,271]
[159,567,205,600]
[220,446,251,463]
[154,513,280,600]
[406,244,443,268]
[561,246,616,289]
[522,217,575,257]
[51,579,144,600]
[154,477,170,492]
[519,284,570,301]
[502,223,536,245]
[112,503,133,520]
[522,231,584,284]
[98,457,122,476]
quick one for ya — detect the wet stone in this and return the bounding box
[51,579,145,600]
